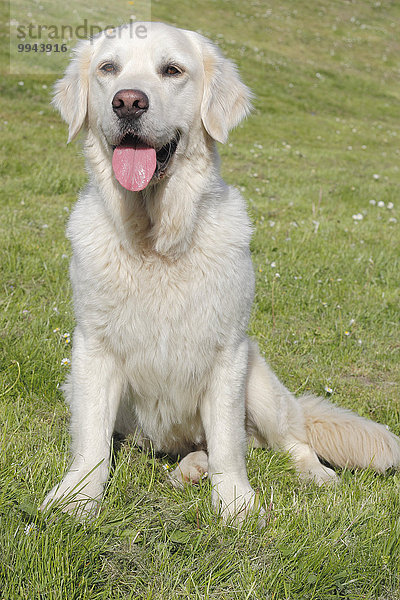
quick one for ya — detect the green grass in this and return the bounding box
[1,0,400,598]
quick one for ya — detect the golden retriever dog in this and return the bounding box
[42,22,400,524]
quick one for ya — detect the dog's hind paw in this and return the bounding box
[169,450,209,487]
[299,463,338,486]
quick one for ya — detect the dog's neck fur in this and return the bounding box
[83,126,222,261]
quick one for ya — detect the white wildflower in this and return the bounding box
[24,523,37,535]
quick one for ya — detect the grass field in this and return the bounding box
[1,0,400,598]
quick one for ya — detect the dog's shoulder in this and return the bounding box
[198,182,253,254]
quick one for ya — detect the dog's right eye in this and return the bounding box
[99,62,118,74]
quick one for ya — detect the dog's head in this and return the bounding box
[53,22,252,191]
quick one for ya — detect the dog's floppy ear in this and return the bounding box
[189,32,253,143]
[52,39,93,143]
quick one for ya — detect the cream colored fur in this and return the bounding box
[41,22,400,524]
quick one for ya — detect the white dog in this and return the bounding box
[42,22,400,523]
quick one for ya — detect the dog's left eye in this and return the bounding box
[100,62,117,74]
[162,64,183,76]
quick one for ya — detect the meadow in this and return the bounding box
[1,0,400,598]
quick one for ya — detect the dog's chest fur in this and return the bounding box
[67,186,254,450]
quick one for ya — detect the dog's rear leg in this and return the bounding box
[245,341,337,484]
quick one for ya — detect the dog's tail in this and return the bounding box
[300,393,400,472]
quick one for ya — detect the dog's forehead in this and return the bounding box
[93,22,200,67]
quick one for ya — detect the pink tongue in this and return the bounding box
[112,142,157,191]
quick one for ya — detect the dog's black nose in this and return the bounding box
[112,89,149,119]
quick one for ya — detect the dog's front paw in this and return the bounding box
[211,476,265,527]
[40,471,104,520]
